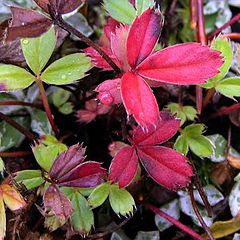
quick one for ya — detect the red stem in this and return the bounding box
[0,151,32,157]
[222,33,240,40]
[35,76,59,136]
[208,13,240,40]
[208,103,240,119]
[202,88,215,110]
[144,203,205,240]
[189,185,214,240]
[0,101,40,109]
[0,112,37,142]
[190,0,197,29]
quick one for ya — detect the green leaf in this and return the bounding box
[0,158,4,176]
[202,37,232,89]
[136,0,155,15]
[21,27,56,75]
[41,53,92,85]
[109,184,135,217]
[183,106,197,121]
[30,109,52,136]
[103,0,136,24]
[59,102,73,115]
[174,136,189,155]
[216,77,240,98]
[229,180,240,217]
[188,135,213,157]
[69,190,94,235]
[52,88,71,108]
[32,135,67,172]
[0,117,29,151]
[0,65,35,91]
[15,170,45,190]
[88,183,110,208]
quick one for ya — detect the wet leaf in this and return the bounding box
[0,65,35,92]
[44,184,73,222]
[229,180,240,217]
[15,170,45,190]
[216,77,240,99]
[21,27,56,75]
[52,88,71,108]
[109,184,135,217]
[41,53,92,85]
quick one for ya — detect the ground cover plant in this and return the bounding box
[0,0,240,239]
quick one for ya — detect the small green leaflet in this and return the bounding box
[41,53,92,85]
[21,27,56,75]
[0,65,35,92]
[15,170,45,190]
[136,0,155,15]
[174,124,213,157]
[103,0,136,24]
[216,77,240,99]
[167,103,197,126]
[202,37,232,89]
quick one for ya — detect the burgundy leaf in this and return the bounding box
[136,43,223,85]
[111,25,130,72]
[84,47,120,70]
[76,110,97,123]
[57,162,106,188]
[49,144,86,180]
[103,17,120,41]
[121,72,160,128]
[6,7,52,41]
[109,146,138,188]
[137,146,193,191]
[133,112,180,146]
[44,184,73,221]
[127,8,162,68]
[96,78,122,105]
[35,0,85,14]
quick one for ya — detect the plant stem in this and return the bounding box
[208,103,240,119]
[0,112,37,142]
[202,88,215,110]
[0,151,32,157]
[144,203,205,240]
[190,0,197,29]
[189,184,215,240]
[0,101,41,109]
[208,13,240,40]
[222,33,240,40]
[35,76,59,136]
[48,4,121,74]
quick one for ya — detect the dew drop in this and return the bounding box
[22,39,29,45]
[61,74,67,80]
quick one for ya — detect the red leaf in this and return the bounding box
[127,8,162,68]
[76,110,97,123]
[44,185,73,222]
[49,144,86,180]
[137,146,193,191]
[103,17,120,41]
[111,25,130,72]
[57,162,106,188]
[84,47,119,70]
[136,43,223,85]
[121,72,160,128]
[133,112,180,146]
[34,0,84,14]
[109,146,138,188]
[96,78,122,105]
[6,7,52,41]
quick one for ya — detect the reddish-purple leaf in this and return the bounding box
[49,144,86,180]
[49,144,106,188]
[84,47,120,70]
[137,146,193,191]
[136,43,223,85]
[57,161,106,188]
[44,184,73,222]
[6,7,52,41]
[133,112,180,146]
[121,72,160,128]
[34,0,85,14]
[111,25,130,72]
[76,110,97,123]
[103,17,120,41]
[109,146,138,188]
[96,78,122,105]
[127,8,162,68]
